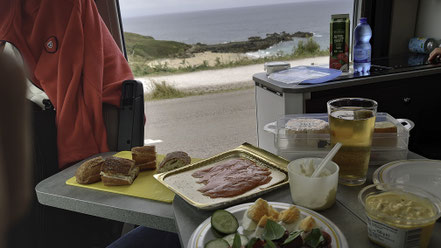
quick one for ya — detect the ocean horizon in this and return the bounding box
[122,1,353,57]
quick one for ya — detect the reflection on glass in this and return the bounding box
[0,42,49,109]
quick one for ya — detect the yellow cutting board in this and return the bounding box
[66,151,199,203]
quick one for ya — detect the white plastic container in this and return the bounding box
[287,157,339,210]
[264,61,290,75]
[264,112,414,165]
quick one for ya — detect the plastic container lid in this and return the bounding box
[264,61,290,75]
[268,66,342,85]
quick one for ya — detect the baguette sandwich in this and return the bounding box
[131,145,156,171]
[75,156,105,184]
[100,157,139,186]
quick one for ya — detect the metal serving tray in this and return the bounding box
[154,143,289,210]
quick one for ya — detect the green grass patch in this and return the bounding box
[145,81,254,101]
[146,81,190,100]
[125,32,191,60]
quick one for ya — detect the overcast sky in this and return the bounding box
[120,0,334,18]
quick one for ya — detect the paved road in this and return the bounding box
[144,88,258,159]
[138,56,329,93]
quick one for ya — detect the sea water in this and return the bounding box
[122,1,353,58]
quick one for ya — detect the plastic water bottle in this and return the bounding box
[353,17,372,73]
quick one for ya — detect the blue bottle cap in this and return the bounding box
[360,17,367,23]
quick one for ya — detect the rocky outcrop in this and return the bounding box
[189,31,313,54]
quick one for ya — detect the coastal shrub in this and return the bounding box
[132,64,153,77]
[148,81,188,100]
[293,38,321,56]
[153,62,170,72]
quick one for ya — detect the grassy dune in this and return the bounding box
[125,32,328,77]
[125,32,191,60]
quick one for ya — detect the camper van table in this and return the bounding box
[35,152,177,233]
[172,152,441,248]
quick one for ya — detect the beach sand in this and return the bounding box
[137,55,330,94]
[146,52,248,68]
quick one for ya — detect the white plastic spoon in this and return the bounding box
[311,142,342,178]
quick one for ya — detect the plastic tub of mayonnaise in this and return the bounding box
[288,157,339,210]
[358,183,441,248]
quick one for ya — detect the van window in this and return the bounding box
[119,0,353,158]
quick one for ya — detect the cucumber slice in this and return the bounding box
[223,233,249,246]
[211,227,224,238]
[211,210,239,235]
[204,238,230,248]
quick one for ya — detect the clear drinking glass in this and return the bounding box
[327,97,377,186]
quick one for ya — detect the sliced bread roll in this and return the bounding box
[157,151,191,173]
[131,145,156,171]
[100,157,139,186]
[75,156,105,184]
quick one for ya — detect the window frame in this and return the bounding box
[95,0,128,60]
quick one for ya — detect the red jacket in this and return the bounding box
[0,0,134,168]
